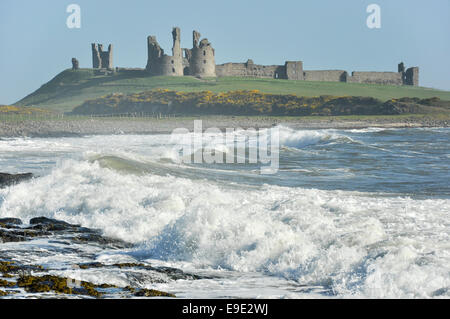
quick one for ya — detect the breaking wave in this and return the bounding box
[1,156,449,298]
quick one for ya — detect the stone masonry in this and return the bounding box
[145,28,216,77]
[91,43,113,69]
[71,58,79,70]
[90,27,419,86]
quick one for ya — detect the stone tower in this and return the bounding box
[188,30,216,78]
[92,43,113,69]
[146,27,184,76]
[285,61,304,80]
[92,44,101,68]
[398,62,419,86]
[405,67,419,86]
[146,28,216,77]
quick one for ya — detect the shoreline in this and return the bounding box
[0,115,448,138]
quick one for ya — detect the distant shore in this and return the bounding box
[0,115,448,138]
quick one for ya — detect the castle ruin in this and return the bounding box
[90,27,419,86]
[145,27,216,77]
[91,43,113,69]
[216,59,418,86]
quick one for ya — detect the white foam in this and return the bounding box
[1,129,449,298]
[1,157,449,298]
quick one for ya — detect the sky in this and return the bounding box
[0,0,449,104]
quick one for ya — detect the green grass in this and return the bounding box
[15,69,450,112]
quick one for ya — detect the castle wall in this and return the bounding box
[182,56,190,75]
[347,72,403,85]
[146,36,163,75]
[215,61,418,86]
[285,61,304,80]
[216,60,284,79]
[216,63,245,77]
[303,70,347,82]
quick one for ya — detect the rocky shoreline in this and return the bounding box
[0,216,190,298]
[0,173,33,188]
[0,174,207,298]
[0,116,448,137]
[0,171,181,298]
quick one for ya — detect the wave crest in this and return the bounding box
[1,158,449,297]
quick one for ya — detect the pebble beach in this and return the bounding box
[0,116,448,137]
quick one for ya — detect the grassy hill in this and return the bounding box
[16,69,450,113]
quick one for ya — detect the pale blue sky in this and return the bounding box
[0,0,449,104]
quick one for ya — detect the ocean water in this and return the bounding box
[0,126,449,298]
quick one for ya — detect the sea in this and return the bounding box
[0,125,449,298]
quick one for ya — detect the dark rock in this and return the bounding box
[0,261,19,274]
[0,173,33,188]
[29,217,80,231]
[134,288,176,298]
[0,229,28,243]
[0,218,22,225]
[29,217,73,226]
[1,259,177,299]
[71,233,133,249]
[1,221,36,243]
[0,216,132,248]
[78,262,105,269]
[76,262,206,281]
[17,274,106,297]
[0,226,45,243]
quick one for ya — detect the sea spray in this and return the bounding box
[0,127,449,298]
[1,156,449,297]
